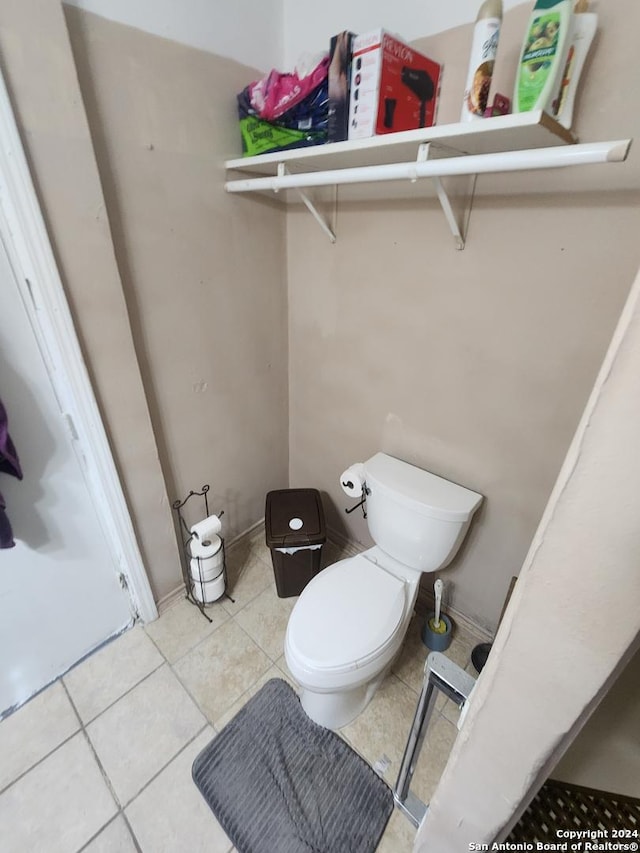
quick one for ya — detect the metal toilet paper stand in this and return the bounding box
[172,484,234,622]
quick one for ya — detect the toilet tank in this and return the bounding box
[362,453,482,572]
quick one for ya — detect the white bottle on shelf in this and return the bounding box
[551,0,597,129]
[514,0,572,114]
[461,0,503,122]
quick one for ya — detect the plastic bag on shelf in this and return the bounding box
[247,54,329,122]
[238,116,326,158]
[237,57,329,156]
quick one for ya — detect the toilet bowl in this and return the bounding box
[285,549,419,729]
[284,452,483,730]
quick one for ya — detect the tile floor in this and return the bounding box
[0,532,486,852]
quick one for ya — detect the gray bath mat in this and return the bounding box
[192,678,394,853]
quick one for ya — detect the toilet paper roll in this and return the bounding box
[190,553,223,583]
[340,463,366,498]
[190,514,222,543]
[192,572,225,604]
[189,533,222,561]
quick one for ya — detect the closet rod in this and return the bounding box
[225,139,631,194]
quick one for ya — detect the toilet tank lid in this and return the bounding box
[364,453,483,522]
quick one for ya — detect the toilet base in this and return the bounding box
[299,672,385,730]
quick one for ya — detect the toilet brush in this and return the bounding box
[421,578,453,651]
[431,578,445,633]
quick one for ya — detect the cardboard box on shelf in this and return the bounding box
[328,31,356,143]
[348,29,442,140]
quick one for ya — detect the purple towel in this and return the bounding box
[0,397,22,548]
[0,397,22,481]
[0,496,15,549]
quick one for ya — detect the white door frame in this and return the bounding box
[0,68,157,623]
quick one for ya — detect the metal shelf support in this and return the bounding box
[418,142,469,250]
[276,163,336,243]
[226,139,631,248]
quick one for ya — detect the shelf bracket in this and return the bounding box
[277,163,336,243]
[433,177,466,251]
[417,143,467,250]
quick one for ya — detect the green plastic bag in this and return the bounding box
[239,116,326,158]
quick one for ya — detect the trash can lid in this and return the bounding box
[265,489,326,548]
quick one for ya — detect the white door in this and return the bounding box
[0,237,132,716]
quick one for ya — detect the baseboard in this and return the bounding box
[156,585,186,615]
[159,523,494,642]
[325,526,362,559]
[226,517,265,548]
[327,527,494,643]
[156,518,266,615]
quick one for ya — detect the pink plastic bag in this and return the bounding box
[248,55,330,122]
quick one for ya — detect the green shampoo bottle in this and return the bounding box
[514,0,571,113]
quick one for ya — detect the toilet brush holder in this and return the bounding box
[421,612,453,652]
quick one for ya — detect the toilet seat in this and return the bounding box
[286,555,406,674]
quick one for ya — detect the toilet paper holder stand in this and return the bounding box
[172,484,235,622]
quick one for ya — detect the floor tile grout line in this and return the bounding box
[60,679,129,851]
[74,813,141,853]
[273,657,293,682]
[121,811,144,853]
[166,654,220,734]
[391,669,421,699]
[79,723,124,811]
[0,621,138,724]
[231,611,276,664]
[0,694,83,795]
[229,615,279,672]
[74,722,212,850]
[155,611,234,727]
[222,575,272,618]
[212,667,283,732]
[388,670,420,702]
[142,623,171,661]
[72,658,167,729]
[61,676,84,730]
[75,814,119,853]
[67,660,212,852]
[94,572,274,842]
[162,593,286,732]
[149,606,231,668]
[213,650,300,731]
[223,553,274,602]
[167,618,272,730]
[63,666,215,850]
[151,565,276,669]
[156,617,258,734]
[118,722,211,811]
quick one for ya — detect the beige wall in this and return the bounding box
[287,2,640,630]
[63,8,289,592]
[416,265,640,850]
[552,642,640,799]
[0,0,180,602]
[0,1,288,605]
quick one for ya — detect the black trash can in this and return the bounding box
[265,489,326,597]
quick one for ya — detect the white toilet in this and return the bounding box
[284,452,483,730]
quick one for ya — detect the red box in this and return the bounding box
[348,30,442,140]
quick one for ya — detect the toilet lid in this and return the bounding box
[287,555,406,672]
